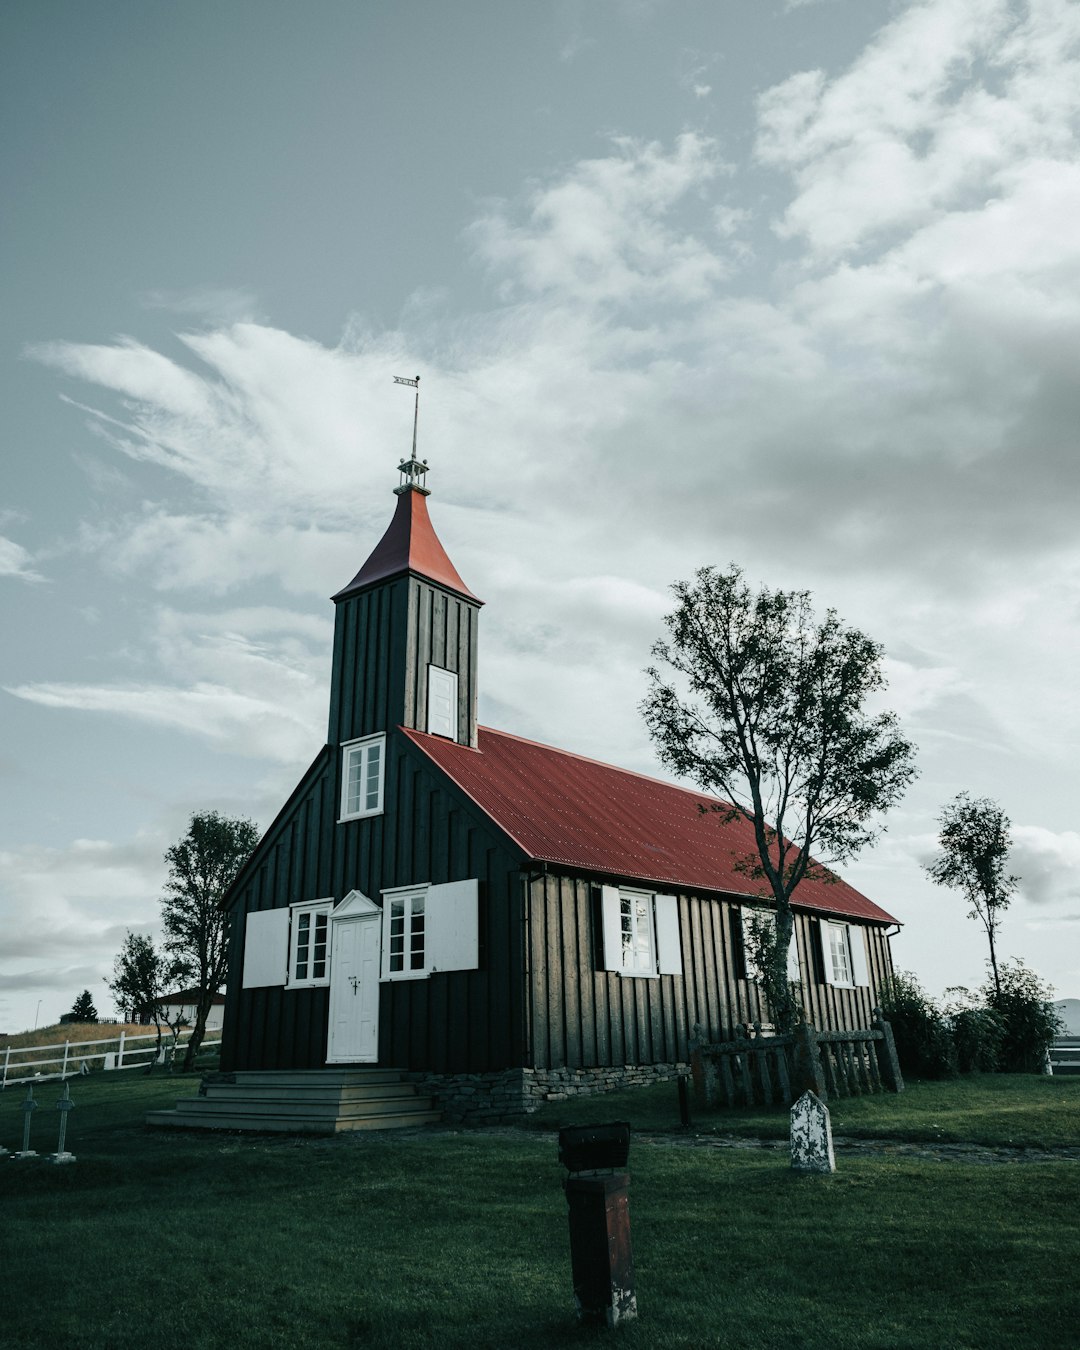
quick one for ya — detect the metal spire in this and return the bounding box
[393,374,429,495]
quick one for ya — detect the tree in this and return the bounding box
[924,792,1018,997]
[106,932,190,1072]
[642,564,917,1032]
[69,989,98,1023]
[982,959,1062,1073]
[161,810,259,1070]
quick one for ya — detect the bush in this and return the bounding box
[984,960,1063,1073]
[943,988,1004,1073]
[879,971,957,1079]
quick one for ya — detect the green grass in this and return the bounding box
[1,1073,1078,1349]
[528,1073,1080,1149]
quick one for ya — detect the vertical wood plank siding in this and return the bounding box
[327,577,479,748]
[222,734,526,1074]
[523,876,896,1070]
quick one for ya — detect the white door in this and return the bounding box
[327,914,380,1063]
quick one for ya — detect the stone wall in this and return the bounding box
[405,1061,690,1125]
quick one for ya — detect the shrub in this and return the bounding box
[879,971,956,1079]
[942,988,1004,1074]
[983,960,1063,1073]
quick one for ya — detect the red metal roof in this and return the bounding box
[333,487,481,603]
[402,725,898,925]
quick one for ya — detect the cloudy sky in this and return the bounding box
[3,0,1079,1033]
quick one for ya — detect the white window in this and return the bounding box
[339,735,385,821]
[740,906,801,983]
[821,921,870,988]
[621,891,654,973]
[600,887,683,977]
[289,900,333,987]
[427,666,458,740]
[381,879,480,981]
[383,888,427,980]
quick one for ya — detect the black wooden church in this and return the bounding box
[218,444,900,1120]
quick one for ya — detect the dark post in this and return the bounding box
[677,1074,691,1128]
[872,1008,905,1094]
[559,1123,637,1327]
[793,1021,827,1100]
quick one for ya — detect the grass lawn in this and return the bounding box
[1,1072,1077,1350]
[529,1072,1080,1149]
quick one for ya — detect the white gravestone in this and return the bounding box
[790,1090,836,1173]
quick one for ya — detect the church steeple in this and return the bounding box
[327,438,481,750]
[331,478,480,604]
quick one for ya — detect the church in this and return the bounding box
[214,438,900,1124]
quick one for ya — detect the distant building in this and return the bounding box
[133,990,225,1031]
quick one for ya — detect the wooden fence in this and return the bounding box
[690,1010,904,1109]
[0,1029,222,1088]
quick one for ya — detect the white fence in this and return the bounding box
[1050,1036,1080,1075]
[1,1029,222,1088]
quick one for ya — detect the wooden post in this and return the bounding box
[872,1010,904,1093]
[677,1075,691,1128]
[564,1175,636,1326]
[15,1085,38,1159]
[2,1045,9,1089]
[793,1021,826,1100]
[61,1041,70,1079]
[117,1030,125,1069]
[50,1083,76,1164]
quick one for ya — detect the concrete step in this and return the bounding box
[146,1107,442,1134]
[212,1069,404,1088]
[200,1081,420,1105]
[144,1065,442,1134]
[175,1092,435,1120]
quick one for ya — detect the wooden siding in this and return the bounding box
[327,575,479,748]
[524,875,896,1070]
[221,730,527,1075]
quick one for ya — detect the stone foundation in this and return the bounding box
[405,1062,690,1125]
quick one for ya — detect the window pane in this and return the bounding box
[410,908,425,970]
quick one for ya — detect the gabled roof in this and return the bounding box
[332,486,481,603]
[402,725,898,926]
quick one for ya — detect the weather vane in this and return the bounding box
[392,374,429,495]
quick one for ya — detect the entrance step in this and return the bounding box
[146,1068,440,1134]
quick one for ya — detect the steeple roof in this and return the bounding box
[332,486,481,603]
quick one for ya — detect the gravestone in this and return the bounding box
[790,1090,835,1173]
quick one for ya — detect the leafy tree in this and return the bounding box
[643,564,917,1031]
[878,971,956,1079]
[924,792,1018,997]
[106,932,190,1072]
[161,810,259,1070]
[69,989,98,1023]
[983,959,1062,1073]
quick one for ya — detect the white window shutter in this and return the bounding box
[848,925,871,986]
[242,908,290,988]
[600,886,623,972]
[653,894,682,975]
[425,879,479,973]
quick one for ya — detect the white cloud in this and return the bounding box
[0,834,168,1026]
[6,604,328,763]
[140,285,261,325]
[1011,825,1080,907]
[757,0,1080,260]
[0,535,43,583]
[469,133,733,305]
